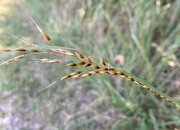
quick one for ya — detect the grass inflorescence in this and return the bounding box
[1,22,179,108]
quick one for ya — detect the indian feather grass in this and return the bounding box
[0,13,179,109]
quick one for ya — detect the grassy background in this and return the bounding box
[0,0,180,129]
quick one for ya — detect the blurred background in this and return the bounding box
[0,0,180,129]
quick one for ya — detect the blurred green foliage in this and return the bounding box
[0,0,179,129]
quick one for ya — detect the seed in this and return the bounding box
[67,63,77,66]
[70,71,82,76]
[92,65,100,69]
[84,57,92,62]
[99,56,106,66]
[16,48,27,52]
[27,50,40,53]
[42,31,51,41]
[84,63,92,67]
[75,52,84,59]
[76,62,86,65]
[100,68,108,71]
[81,73,92,77]
[108,71,117,75]
[61,75,72,80]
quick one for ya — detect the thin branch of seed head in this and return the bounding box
[6,32,37,46]
[40,58,61,63]
[1,55,25,65]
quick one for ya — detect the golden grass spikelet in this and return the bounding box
[72,74,82,78]
[89,71,99,74]
[81,73,92,77]
[61,75,72,80]
[70,71,82,76]
[76,61,86,65]
[108,68,115,71]
[40,58,61,63]
[92,65,100,69]
[84,63,92,67]
[67,63,77,66]
[16,48,27,52]
[84,57,92,63]
[108,70,118,75]
[116,71,124,75]
[27,49,40,53]
[40,58,50,62]
[42,31,51,41]
[99,56,106,66]
[52,49,74,55]
[99,68,109,71]
[75,52,84,59]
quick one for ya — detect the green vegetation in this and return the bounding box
[0,0,180,129]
